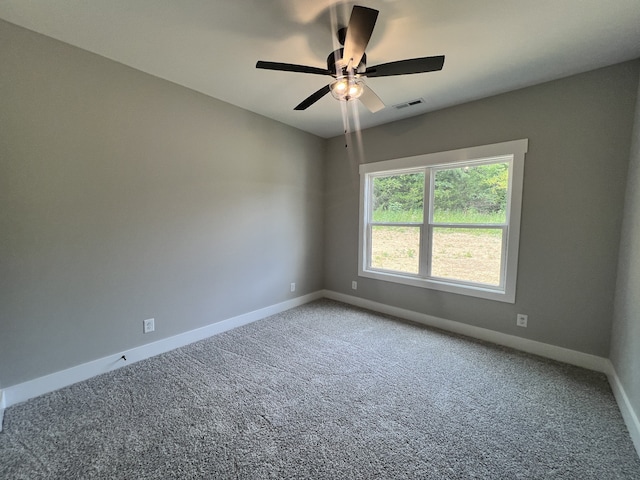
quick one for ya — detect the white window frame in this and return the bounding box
[358,139,528,303]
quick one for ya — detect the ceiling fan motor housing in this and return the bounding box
[327,48,367,76]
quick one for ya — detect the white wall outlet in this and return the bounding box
[290,282,296,292]
[352,281,357,290]
[516,314,528,328]
[143,318,155,334]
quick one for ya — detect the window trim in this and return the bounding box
[358,139,528,303]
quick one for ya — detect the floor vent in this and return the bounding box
[394,98,425,110]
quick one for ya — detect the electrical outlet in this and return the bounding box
[290,282,296,292]
[143,318,155,334]
[516,314,528,328]
[352,281,358,290]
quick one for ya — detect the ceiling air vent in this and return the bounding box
[394,98,425,110]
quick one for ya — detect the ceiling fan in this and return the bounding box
[256,5,444,113]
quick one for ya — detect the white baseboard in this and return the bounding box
[323,290,609,373]
[5,288,636,458]
[605,360,640,458]
[2,291,324,409]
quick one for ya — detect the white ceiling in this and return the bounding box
[2,0,640,138]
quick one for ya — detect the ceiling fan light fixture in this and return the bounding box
[330,76,364,101]
[256,5,444,112]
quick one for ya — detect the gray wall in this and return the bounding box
[0,20,325,387]
[324,61,640,357]
[610,74,640,420]
[1,16,639,391]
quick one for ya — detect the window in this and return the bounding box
[359,140,527,303]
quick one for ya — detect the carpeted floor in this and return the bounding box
[1,299,639,479]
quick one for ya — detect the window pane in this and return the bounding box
[371,226,420,274]
[433,162,508,224]
[372,172,424,223]
[430,227,503,286]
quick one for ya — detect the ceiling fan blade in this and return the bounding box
[365,55,445,77]
[342,6,379,69]
[294,84,331,110]
[256,61,331,76]
[359,85,385,113]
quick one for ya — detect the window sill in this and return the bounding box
[359,268,515,303]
